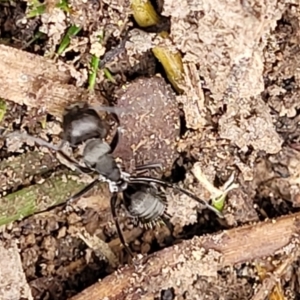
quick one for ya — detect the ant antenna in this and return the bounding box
[4,131,92,174]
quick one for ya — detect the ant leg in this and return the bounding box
[55,148,92,174]
[21,179,100,220]
[21,201,66,220]
[109,127,120,153]
[4,131,92,174]
[4,131,60,150]
[132,162,163,177]
[57,139,67,150]
[129,176,224,219]
[134,162,163,172]
[67,178,100,203]
[110,192,134,258]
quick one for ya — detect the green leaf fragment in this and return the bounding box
[212,174,239,212]
[0,99,7,122]
[88,55,100,90]
[103,68,115,83]
[212,194,226,211]
[56,0,70,13]
[27,0,46,18]
[57,25,81,56]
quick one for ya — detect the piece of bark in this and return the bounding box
[71,212,300,300]
[0,240,33,300]
[0,44,107,119]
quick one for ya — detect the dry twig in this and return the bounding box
[71,212,300,299]
[0,44,107,119]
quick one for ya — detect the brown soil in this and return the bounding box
[0,1,300,300]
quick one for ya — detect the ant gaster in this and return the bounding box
[123,183,170,228]
[6,102,223,258]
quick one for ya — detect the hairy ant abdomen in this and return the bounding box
[124,185,168,226]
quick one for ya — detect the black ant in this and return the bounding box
[4,102,223,258]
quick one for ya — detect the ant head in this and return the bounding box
[62,103,108,146]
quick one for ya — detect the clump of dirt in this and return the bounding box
[2,207,110,300]
[264,6,300,118]
[113,75,179,174]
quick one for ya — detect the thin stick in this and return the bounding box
[70,212,300,300]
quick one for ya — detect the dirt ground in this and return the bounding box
[1,0,300,299]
